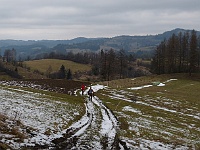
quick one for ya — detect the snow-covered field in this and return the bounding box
[0,85,82,149]
[0,80,200,149]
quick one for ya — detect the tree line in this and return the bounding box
[43,51,97,64]
[151,30,200,75]
[43,49,150,80]
[93,49,148,80]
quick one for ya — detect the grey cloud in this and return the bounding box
[0,0,199,39]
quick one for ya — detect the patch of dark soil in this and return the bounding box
[52,135,79,150]
[119,139,130,150]
[1,79,90,94]
[24,79,91,94]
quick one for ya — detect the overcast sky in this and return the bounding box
[0,0,199,40]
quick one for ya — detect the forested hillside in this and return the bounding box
[1,28,199,60]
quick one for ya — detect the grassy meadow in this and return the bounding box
[24,59,92,74]
[97,73,200,148]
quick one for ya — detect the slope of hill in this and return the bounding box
[0,37,92,48]
[156,28,198,40]
[63,28,200,52]
[0,59,92,80]
[23,59,92,74]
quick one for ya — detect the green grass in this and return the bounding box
[97,73,200,148]
[23,59,92,74]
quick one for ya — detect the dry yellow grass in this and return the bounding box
[23,59,92,74]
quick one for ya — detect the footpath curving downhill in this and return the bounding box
[52,85,129,150]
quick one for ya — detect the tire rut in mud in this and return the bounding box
[93,97,127,150]
[51,100,93,149]
[49,96,128,150]
[68,98,102,149]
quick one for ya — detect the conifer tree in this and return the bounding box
[189,30,198,76]
[118,49,127,78]
[107,49,116,81]
[59,65,66,79]
[197,35,200,70]
[67,69,72,79]
[182,32,190,72]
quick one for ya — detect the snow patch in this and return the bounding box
[157,83,165,86]
[123,106,141,114]
[164,79,178,83]
[128,85,152,90]
[128,78,178,90]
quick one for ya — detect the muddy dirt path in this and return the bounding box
[52,95,128,150]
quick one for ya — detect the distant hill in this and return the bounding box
[0,37,94,48]
[47,28,200,56]
[156,28,199,39]
[0,28,199,60]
